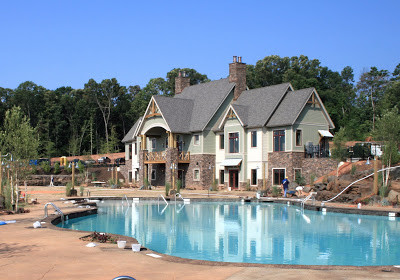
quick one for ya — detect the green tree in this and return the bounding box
[331,128,348,162]
[0,106,39,160]
[84,78,126,152]
[356,67,390,132]
[374,107,400,187]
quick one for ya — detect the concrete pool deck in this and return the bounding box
[1,186,400,280]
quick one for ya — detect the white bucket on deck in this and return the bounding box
[131,243,141,252]
[117,240,126,249]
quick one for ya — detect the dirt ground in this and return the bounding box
[1,186,400,280]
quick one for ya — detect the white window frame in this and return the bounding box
[272,168,286,186]
[251,169,257,186]
[229,131,240,154]
[151,138,156,151]
[295,129,302,147]
[294,168,302,182]
[250,131,257,148]
[193,169,200,181]
[219,169,225,184]
[151,169,156,181]
[194,134,200,146]
[219,134,224,150]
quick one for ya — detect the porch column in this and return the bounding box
[139,150,146,187]
[141,135,147,150]
[165,147,178,191]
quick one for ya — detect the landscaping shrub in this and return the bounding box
[53,162,60,174]
[272,186,281,197]
[165,182,171,197]
[80,186,84,196]
[66,182,72,196]
[40,161,51,173]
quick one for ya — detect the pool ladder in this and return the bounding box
[44,202,65,221]
[122,194,130,206]
[301,192,317,208]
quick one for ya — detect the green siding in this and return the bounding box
[205,90,234,130]
[186,133,201,153]
[296,104,327,124]
[203,130,216,154]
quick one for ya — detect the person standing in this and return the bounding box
[281,177,289,198]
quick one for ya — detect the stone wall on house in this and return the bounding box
[267,151,337,187]
[301,158,337,184]
[186,154,216,189]
[149,163,165,187]
[138,150,146,186]
[267,152,304,187]
[118,159,132,183]
[165,148,179,187]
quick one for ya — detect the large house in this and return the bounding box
[121,56,336,190]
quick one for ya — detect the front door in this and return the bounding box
[229,170,239,189]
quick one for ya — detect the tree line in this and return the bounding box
[0,55,399,160]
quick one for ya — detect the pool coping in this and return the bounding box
[44,197,400,272]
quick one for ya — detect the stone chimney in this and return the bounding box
[229,56,247,100]
[175,71,190,94]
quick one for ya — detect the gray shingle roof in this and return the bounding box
[266,88,314,127]
[233,83,292,128]
[122,117,142,143]
[178,78,235,132]
[153,95,194,133]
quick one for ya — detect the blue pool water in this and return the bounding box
[58,201,400,266]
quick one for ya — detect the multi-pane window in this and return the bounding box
[273,169,285,185]
[193,169,200,181]
[251,169,257,185]
[219,170,224,184]
[134,142,137,155]
[251,131,257,147]
[165,137,168,148]
[194,134,200,145]
[273,130,285,152]
[128,145,132,159]
[229,132,239,153]
[219,134,224,149]
[295,129,302,146]
[151,138,156,151]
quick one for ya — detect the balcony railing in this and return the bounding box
[145,151,167,162]
[179,151,190,162]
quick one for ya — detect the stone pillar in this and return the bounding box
[165,148,178,188]
[139,150,147,187]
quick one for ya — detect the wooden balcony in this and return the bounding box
[144,151,167,163]
[143,151,190,164]
[178,151,190,163]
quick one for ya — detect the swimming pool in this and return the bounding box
[58,200,400,266]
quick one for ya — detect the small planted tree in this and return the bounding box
[374,107,400,189]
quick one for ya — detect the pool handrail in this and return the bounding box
[175,193,184,203]
[44,202,64,222]
[122,194,130,207]
[301,192,317,208]
[158,194,168,205]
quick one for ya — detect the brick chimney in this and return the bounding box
[229,56,247,100]
[175,71,190,94]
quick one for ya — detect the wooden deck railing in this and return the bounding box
[179,151,190,161]
[144,151,167,162]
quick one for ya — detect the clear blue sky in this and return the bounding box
[1,0,399,90]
